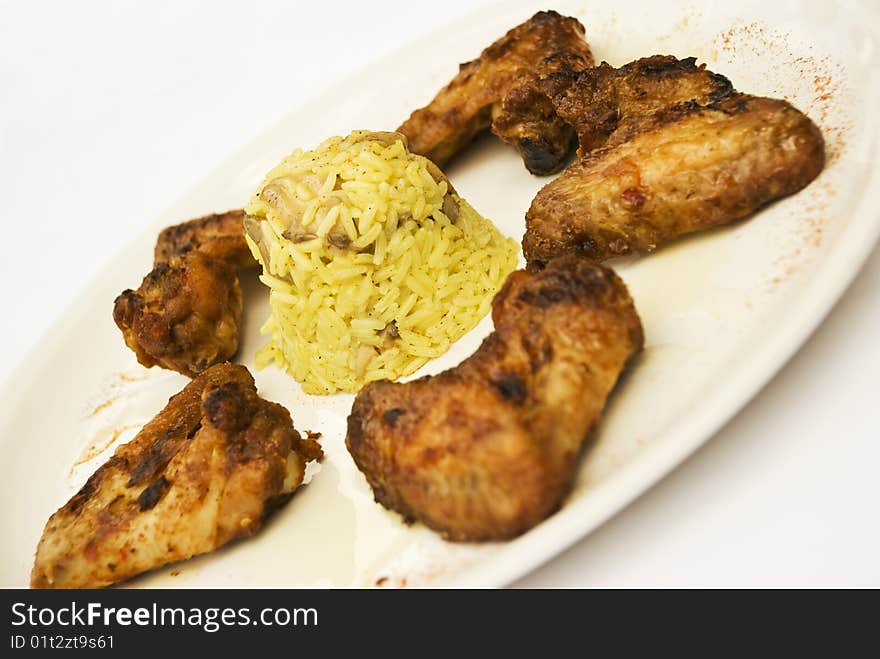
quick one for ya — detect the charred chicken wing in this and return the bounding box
[524,94,825,264]
[397,10,594,168]
[490,49,595,174]
[493,55,734,174]
[154,209,254,269]
[31,363,322,589]
[346,256,643,541]
[113,251,243,377]
[115,210,253,377]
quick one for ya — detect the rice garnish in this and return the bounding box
[244,130,518,394]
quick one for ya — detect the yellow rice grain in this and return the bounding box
[244,130,518,394]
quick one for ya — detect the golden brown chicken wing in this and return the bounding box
[523,94,825,264]
[31,363,321,589]
[154,209,253,269]
[115,210,254,377]
[113,251,243,377]
[490,50,594,174]
[397,10,594,168]
[493,55,734,174]
[346,256,643,541]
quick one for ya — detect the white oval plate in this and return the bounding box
[2,0,879,588]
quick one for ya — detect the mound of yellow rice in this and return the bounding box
[244,130,518,395]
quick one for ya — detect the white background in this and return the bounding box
[1,0,877,587]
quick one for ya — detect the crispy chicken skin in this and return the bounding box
[397,10,594,168]
[491,50,594,174]
[493,55,734,174]
[31,364,322,589]
[346,256,643,541]
[113,251,243,377]
[115,210,254,377]
[524,94,825,264]
[154,209,254,269]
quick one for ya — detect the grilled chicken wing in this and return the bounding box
[493,55,734,174]
[113,251,243,377]
[524,94,825,264]
[31,363,322,589]
[346,256,643,541]
[154,209,253,269]
[397,10,594,168]
[491,50,594,174]
[115,210,254,377]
